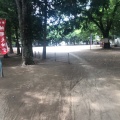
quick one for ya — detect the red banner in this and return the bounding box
[0,19,8,55]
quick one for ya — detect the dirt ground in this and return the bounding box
[0,47,120,120]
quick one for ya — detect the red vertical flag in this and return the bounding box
[0,19,8,55]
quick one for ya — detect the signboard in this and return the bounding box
[0,19,8,55]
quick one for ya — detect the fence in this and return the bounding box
[54,52,70,64]
[47,52,78,64]
[33,50,81,65]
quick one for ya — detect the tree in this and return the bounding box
[111,5,120,36]
[42,0,47,59]
[85,0,120,48]
[34,0,55,59]
[15,0,34,65]
[55,0,120,48]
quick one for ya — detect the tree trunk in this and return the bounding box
[8,26,14,53]
[15,26,21,55]
[102,30,110,49]
[4,54,9,58]
[42,0,47,59]
[22,40,34,65]
[8,37,14,53]
[15,0,34,65]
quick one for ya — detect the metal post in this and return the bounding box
[0,59,4,77]
[68,53,70,64]
[35,51,36,58]
[38,52,40,59]
[55,52,56,61]
[90,34,92,50]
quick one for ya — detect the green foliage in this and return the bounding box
[0,0,120,47]
[85,0,120,38]
[55,0,120,39]
[0,0,18,47]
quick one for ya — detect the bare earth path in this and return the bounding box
[0,47,120,120]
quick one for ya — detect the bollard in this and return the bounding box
[34,51,36,58]
[68,53,70,64]
[38,52,40,59]
[0,59,4,77]
[55,52,56,61]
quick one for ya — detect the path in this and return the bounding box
[0,48,120,120]
[69,49,120,120]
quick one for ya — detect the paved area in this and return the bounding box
[0,47,120,120]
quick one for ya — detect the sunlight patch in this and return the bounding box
[10,66,17,69]
[91,102,100,110]
[81,64,94,69]
[115,90,120,98]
